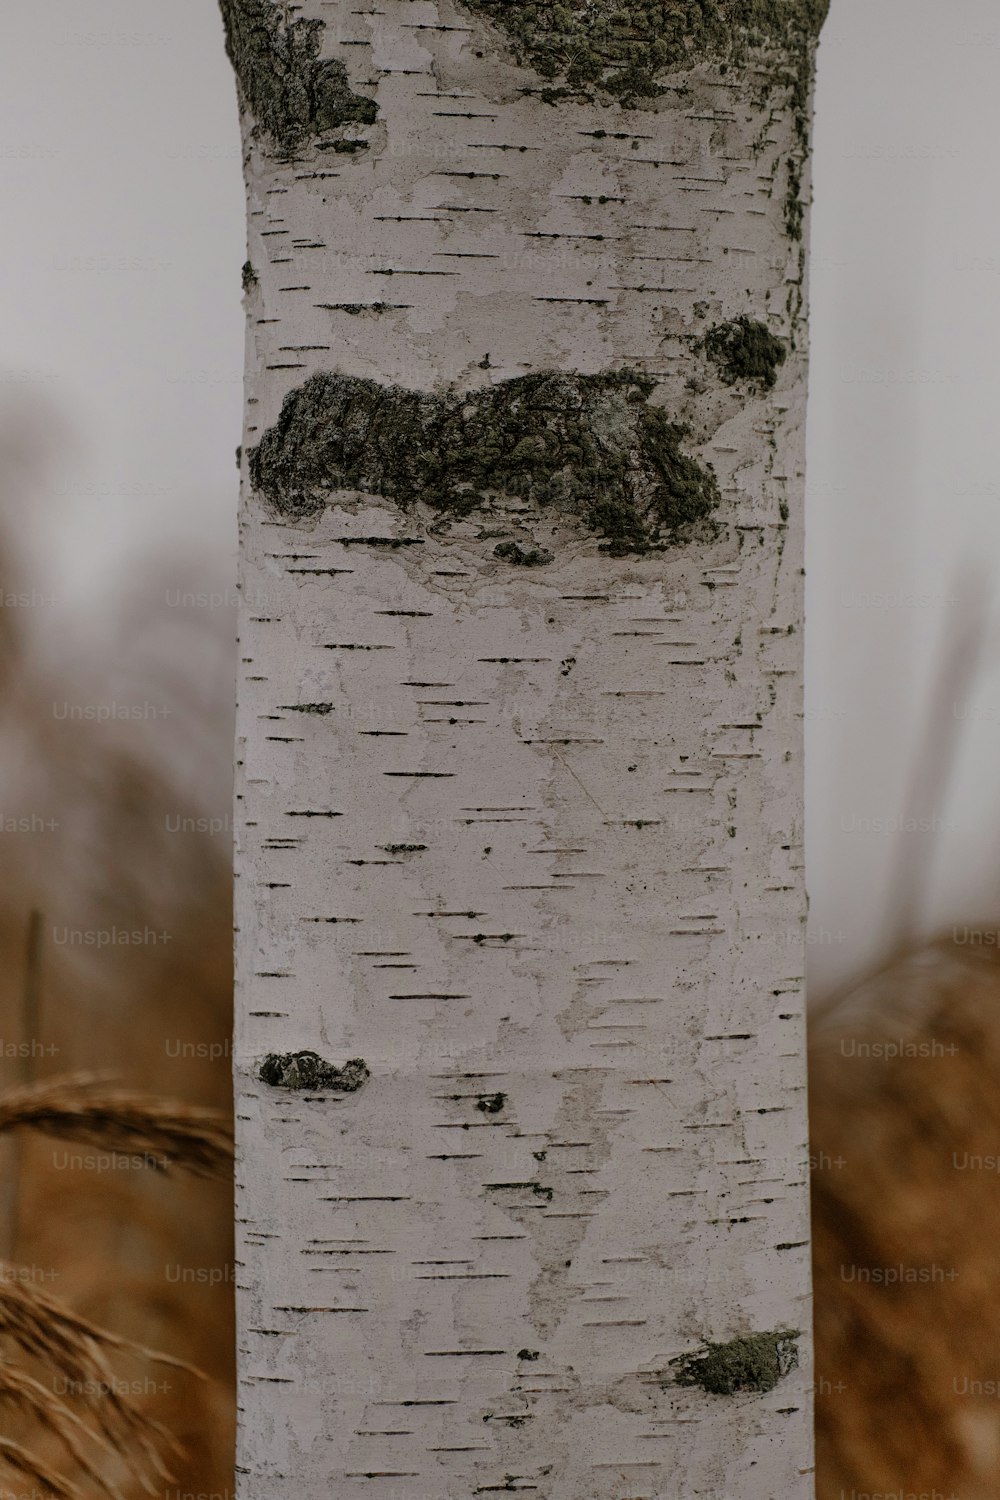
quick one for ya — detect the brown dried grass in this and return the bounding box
[0,1068,232,1495]
[811,937,1000,1499]
[0,1077,232,1180]
[0,454,236,1500]
[0,1231,209,1497]
[0,1435,81,1500]
[0,1364,126,1499]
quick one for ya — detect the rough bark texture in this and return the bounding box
[226,2,822,1495]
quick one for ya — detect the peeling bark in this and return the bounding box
[226,1,821,1494]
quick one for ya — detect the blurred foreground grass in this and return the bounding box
[0,408,236,1497]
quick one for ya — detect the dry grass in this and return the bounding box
[0,1352,184,1500]
[0,1363,141,1500]
[0,1436,81,1500]
[0,1076,232,1180]
[0,436,236,1500]
[0,1083,230,1499]
[811,937,1000,1499]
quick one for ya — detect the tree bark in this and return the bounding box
[224,2,825,1495]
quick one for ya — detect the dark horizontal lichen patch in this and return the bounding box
[249,369,719,557]
[494,541,555,567]
[460,0,828,103]
[670,1330,800,1395]
[218,0,377,155]
[259,1051,370,1092]
[702,316,787,391]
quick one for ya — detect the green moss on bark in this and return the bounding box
[461,0,828,103]
[669,1330,800,1395]
[218,0,377,156]
[703,316,787,390]
[249,370,720,557]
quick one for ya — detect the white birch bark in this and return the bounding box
[226,3,823,1495]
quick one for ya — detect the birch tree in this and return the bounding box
[223,2,826,1495]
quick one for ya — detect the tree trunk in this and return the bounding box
[223,3,825,1495]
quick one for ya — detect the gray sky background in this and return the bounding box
[3,0,999,997]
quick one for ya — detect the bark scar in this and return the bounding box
[258,1051,370,1093]
[669,1329,800,1395]
[459,0,828,105]
[249,369,720,558]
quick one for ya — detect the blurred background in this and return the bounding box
[3,0,1000,1496]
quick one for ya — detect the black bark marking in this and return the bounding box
[259,1051,370,1092]
[249,370,720,558]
